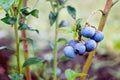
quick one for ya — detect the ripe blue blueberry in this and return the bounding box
[60,0,65,3]
[64,46,76,58]
[81,26,95,38]
[85,40,96,52]
[75,42,86,55]
[67,40,77,48]
[91,31,104,42]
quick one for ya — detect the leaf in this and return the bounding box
[59,20,70,27]
[76,18,82,30]
[57,38,67,44]
[67,6,76,19]
[18,24,39,33]
[71,25,77,32]
[23,57,44,67]
[49,11,58,26]
[19,38,35,51]
[20,38,35,47]
[0,46,12,50]
[57,28,72,33]
[59,56,69,62]
[0,46,8,50]
[73,32,78,40]
[0,0,14,11]
[8,74,24,80]
[1,14,17,25]
[20,8,30,16]
[30,9,39,18]
[21,8,39,18]
[26,38,34,47]
[48,40,54,49]
[65,69,87,80]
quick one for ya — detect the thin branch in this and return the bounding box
[112,0,119,6]
[80,0,113,80]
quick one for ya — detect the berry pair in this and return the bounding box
[64,40,85,58]
[81,26,104,42]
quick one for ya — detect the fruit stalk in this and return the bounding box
[21,0,32,80]
[80,0,112,80]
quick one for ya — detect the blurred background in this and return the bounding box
[0,0,120,80]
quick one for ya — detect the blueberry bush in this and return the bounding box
[0,0,119,80]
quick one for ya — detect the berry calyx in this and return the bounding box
[75,42,86,55]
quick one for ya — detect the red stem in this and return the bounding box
[21,0,32,80]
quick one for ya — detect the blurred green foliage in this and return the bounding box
[0,0,120,79]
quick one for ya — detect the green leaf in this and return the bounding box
[67,6,76,19]
[76,18,82,30]
[59,20,70,27]
[20,8,39,18]
[18,24,39,33]
[65,69,86,80]
[0,0,14,11]
[59,56,69,62]
[48,40,54,49]
[8,74,24,80]
[0,46,7,50]
[0,46,12,50]
[19,38,35,51]
[26,38,35,48]
[57,28,72,33]
[49,11,58,26]
[1,14,17,25]
[30,9,39,18]
[57,38,67,44]
[73,32,78,40]
[71,25,76,32]
[23,57,44,67]
[20,8,30,16]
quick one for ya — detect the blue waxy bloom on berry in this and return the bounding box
[91,31,104,42]
[85,40,96,52]
[75,42,86,55]
[68,40,77,48]
[81,26,95,38]
[64,46,76,58]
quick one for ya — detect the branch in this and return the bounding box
[21,0,32,80]
[80,0,113,80]
[112,0,119,6]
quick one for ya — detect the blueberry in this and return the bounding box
[60,0,65,3]
[75,42,86,55]
[64,46,76,58]
[91,31,104,42]
[81,26,95,38]
[85,40,96,52]
[67,40,77,48]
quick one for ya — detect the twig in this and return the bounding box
[21,0,32,80]
[80,0,113,80]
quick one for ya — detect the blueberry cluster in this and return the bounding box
[64,26,104,58]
